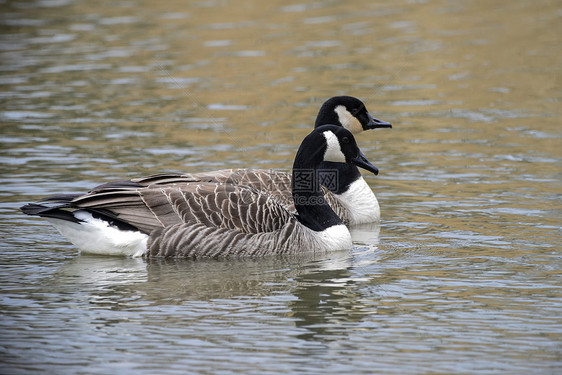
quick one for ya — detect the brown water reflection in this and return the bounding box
[1,0,561,374]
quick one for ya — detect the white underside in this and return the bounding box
[45,211,354,257]
[46,210,148,257]
[335,177,380,224]
[315,223,352,251]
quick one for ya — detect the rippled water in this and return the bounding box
[1,0,561,374]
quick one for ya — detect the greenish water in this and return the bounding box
[1,0,561,373]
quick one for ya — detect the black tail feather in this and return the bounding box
[20,203,82,223]
[20,178,145,232]
[20,203,141,232]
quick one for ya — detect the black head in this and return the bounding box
[296,124,379,175]
[314,96,392,133]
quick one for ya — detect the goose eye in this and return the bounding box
[351,106,363,116]
[342,136,350,144]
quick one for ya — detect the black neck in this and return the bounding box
[317,162,361,195]
[292,151,343,232]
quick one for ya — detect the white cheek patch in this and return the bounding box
[334,105,363,134]
[322,130,346,163]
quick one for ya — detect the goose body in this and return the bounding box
[111,166,379,225]
[21,125,379,258]
[118,96,392,226]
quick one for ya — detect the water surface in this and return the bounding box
[1,0,561,374]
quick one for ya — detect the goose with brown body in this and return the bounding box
[21,125,379,257]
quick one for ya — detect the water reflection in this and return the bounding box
[52,249,362,303]
[50,247,383,347]
[291,258,363,343]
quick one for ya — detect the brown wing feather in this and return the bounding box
[123,168,351,223]
[67,179,296,236]
[128,169,295,209]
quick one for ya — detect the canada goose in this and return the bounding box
[21,125,379,258]
[120,96,392,225]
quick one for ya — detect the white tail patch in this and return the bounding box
[46,210,148,257]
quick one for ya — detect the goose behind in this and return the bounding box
[21,125,379,258]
